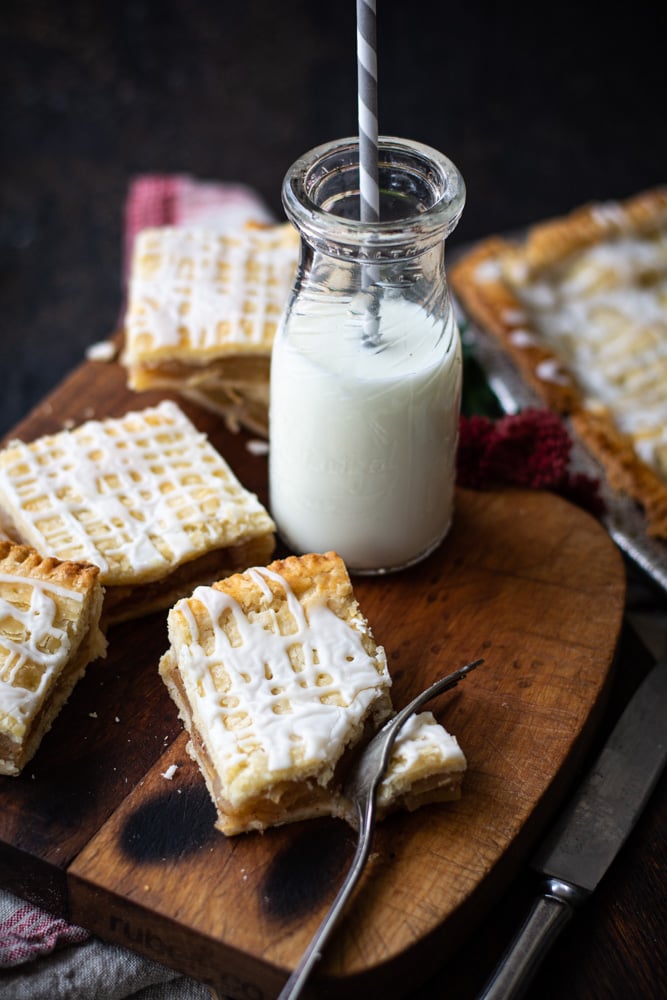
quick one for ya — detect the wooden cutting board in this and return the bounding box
[0,348,626,999]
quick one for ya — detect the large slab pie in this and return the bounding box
[159,551,467,836]
[122,222,299,436]
[451,186,667,538]
[0,541,106,776]
[0,401,275,624]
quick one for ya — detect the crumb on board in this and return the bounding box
[246,439,269,456]
[161,764,178,780]
[85,340,117,362]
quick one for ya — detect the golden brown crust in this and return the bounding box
[451,186,667,538]
[123,222,298,363]
[0,540,101,594]
[212,550,352,613]
[521,186,667,274]
[122,221,298,437]
[571,410,667,538]
[0,541,106,776]
[0,401,275,621]
[101,531,275,626]
[161,551,470,835]
[451,238,583,414]
[160,551,394,834]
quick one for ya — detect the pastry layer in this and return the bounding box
[160,550,469,836]
[451,186,667,537]
[0,541,106,776]
[373,711,466,816]
[123,222,299,436]
[0,400,275,622]
[160,551,393,834]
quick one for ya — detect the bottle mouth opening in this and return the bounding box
[282,136,465,254]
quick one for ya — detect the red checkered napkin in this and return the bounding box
[0,892,89,967]
[123,173,274,280]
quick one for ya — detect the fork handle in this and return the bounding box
[277,801,375,1000]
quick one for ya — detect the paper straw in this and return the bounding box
[356,0,379,223]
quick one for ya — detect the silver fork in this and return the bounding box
[277,657,482,1000]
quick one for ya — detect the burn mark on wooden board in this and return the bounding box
[260,819,354,920]
[120,784,217,862]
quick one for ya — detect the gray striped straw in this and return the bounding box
[356,0,379,223]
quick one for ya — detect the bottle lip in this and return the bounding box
[282,135,465,256]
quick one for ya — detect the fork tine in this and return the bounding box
[344,658,484,801]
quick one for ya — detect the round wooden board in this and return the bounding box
[68,484,626,999]
[0,348,627,997]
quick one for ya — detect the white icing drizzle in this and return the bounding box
[0,574,82,733]
[590,201,628,230]
[372,711,467,811]
[173,566,390,803]
[473,258,502,283]
[511,233,667,473]
[125,226,298,354]
[0,401,273,583]
[535,359,572,386]
[386,711,466,774]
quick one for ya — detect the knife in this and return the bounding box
[479,659,667,1000]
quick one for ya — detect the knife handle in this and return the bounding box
[478,879,588,1000]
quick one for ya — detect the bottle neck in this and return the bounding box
[291,224,451,326]
[282,136,465,263]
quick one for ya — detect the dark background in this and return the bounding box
[1,0,665,438]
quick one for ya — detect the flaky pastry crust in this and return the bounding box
[451,186,667,538]
[0,401,275,622]
[122,222,299,437]
[160,551,468,836]
[0,541,106,775]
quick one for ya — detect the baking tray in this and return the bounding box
[455,297,667,595]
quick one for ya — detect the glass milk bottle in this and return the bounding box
[269,136,466,574]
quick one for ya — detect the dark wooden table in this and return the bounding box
[2,3,666,998]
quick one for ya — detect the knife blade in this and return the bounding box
[479,660,667,1000]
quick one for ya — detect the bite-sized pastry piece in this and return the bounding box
[363,710,466,821]
[159,551,394,835]
[0,542,106,776]
[451,186,667,538]
[0,400,275,624]
[122,222,299,437]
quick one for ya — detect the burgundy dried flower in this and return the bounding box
[456,408,605,519]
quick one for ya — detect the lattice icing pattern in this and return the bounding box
[0,543,106,775]
[450,186,667,538]
[160,551,469,836]
[1,575,80,734]
[507,231,667,478]
[165,561,392,809]
[124,223,299,361]
[0,400,275,587]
